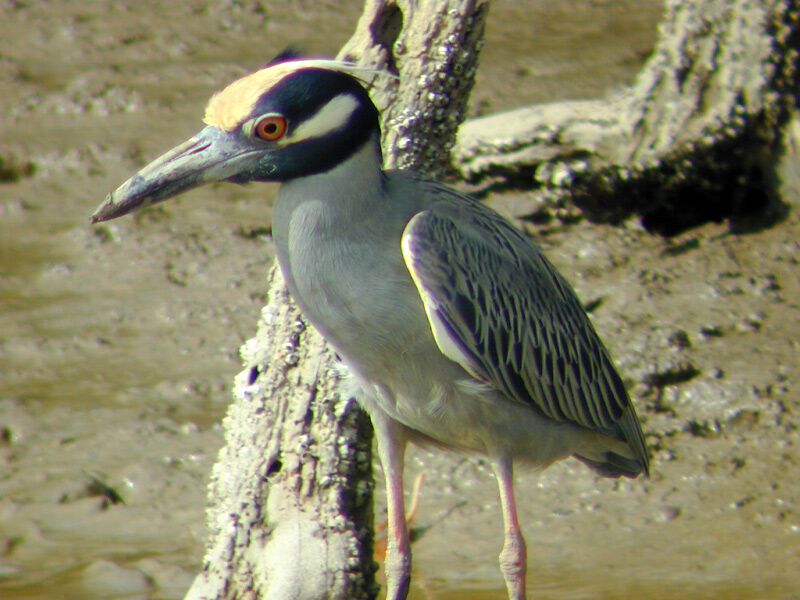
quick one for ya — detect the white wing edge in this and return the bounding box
[400,212,483,380]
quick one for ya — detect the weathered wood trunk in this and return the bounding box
[182,266,375,600]
[183,2,488,599]
[453,0,800,234]
[339,0,489,177]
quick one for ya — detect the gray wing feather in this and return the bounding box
[401,193,647,462]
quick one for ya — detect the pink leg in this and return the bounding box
[492,457,528,600]
[373,417,411,600]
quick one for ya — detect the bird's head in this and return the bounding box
[91,57,381,223]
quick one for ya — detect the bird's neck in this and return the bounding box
[276,131,385,221]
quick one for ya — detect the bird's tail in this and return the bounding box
[572,451,645,479]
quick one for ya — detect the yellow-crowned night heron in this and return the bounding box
[92,56,649,600]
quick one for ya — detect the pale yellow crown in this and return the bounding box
[203,59,381,132]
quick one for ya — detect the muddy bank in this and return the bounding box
[2,1,798,599]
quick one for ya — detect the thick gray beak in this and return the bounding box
[91,126,261,223]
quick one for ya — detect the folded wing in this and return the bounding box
[401,194,648,470]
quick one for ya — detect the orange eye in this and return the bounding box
[254,114,287,141]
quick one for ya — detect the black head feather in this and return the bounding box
[263,46,306,69]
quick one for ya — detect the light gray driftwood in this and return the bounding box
[453,0,800,234]
[339,0,489,177]
[182,2,488,599]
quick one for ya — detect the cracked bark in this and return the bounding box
[453,0,800,234]
[182,2,488,599]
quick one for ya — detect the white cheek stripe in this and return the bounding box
[286,94,360,144]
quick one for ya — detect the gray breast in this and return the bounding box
[273,192,434,381]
